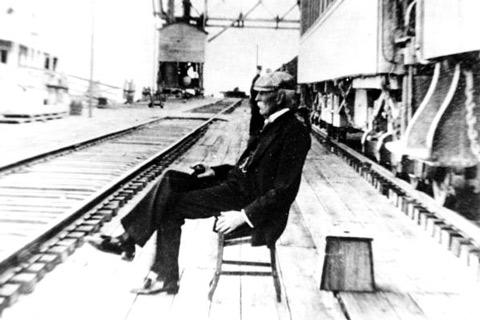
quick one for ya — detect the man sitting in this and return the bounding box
[88,71,311,294]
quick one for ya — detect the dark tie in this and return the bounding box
[238,150,255,173]
[237,136,260,173]
[261,119,271,131]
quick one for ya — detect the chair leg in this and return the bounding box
[208,233,224,301]
[270,246,281,302]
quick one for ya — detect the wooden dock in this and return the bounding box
[2,103,480,319]
[0,105,69,124]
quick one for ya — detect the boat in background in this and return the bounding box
[0,2,69,122]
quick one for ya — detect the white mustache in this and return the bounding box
[257,101,265,108]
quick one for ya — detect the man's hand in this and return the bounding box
[215,210,246,234]
[190,163,215,178]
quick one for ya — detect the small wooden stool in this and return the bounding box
[208,231,281,302]
[320,235,375,292]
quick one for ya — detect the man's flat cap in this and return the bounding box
[254,71,295,92]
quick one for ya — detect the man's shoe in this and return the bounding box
[131,277,179,295]
[86,234,136,261]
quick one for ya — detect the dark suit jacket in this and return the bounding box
[213,110,311,246]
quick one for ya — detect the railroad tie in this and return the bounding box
[0,283,22,307]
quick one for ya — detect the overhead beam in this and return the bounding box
[207,0,262,42]
[207,17,299,24]
[206,24,299,30]
[153,0,299,40]
[280,2,298,20]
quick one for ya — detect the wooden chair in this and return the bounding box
[208,227,282,302]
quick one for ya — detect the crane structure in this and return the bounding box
[152,0,300,42]
[149,0,298,99]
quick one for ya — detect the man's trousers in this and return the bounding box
[121,170,250,281]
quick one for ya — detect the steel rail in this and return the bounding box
[0,116,179,176]
[0,99,241,274]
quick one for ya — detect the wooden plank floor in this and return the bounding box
[0,98,219,168]
[2,104,479,319]
[296,138,480,320]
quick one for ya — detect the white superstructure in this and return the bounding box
[0,2,68,113]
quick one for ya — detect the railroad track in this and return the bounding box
[312,127,480,276]
[0,99,242,312]
[189,99,238,114]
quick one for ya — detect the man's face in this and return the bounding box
[256,90,279,118]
